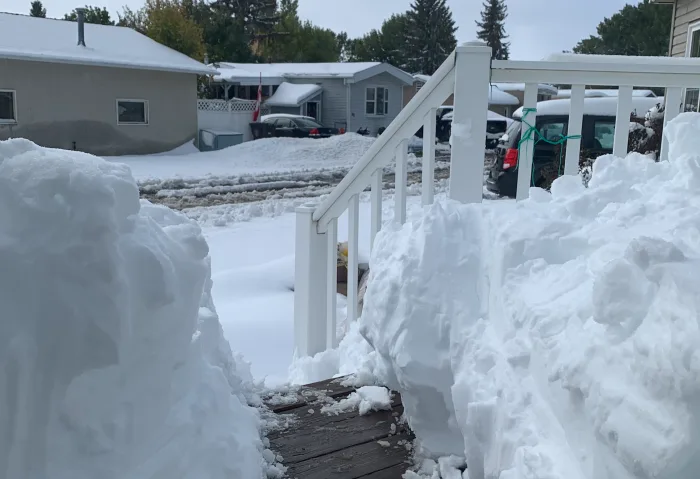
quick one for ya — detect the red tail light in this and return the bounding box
[503,148,518,170]
[339,128,345,134]
[309,128,320,136]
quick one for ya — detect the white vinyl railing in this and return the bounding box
[294,42,700,358]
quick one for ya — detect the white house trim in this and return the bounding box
[352,63,414,85]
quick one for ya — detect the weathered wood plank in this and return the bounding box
[264,376,356,413]
[269,399,404,464]
[285,432,414,479]
[359,463,412,478]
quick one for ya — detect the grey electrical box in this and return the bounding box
[198,129,244,151]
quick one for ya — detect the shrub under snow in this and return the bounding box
[359,112,700,479]
[0,139,265,479]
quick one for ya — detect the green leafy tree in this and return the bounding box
[573,0,672,56]
[475,0,509,60]
[64,5,114,25]
[404,0,457,75]
[29,1,46,17]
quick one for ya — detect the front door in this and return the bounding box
[305,101,319,121]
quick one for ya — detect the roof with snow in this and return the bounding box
[489,86,519,106]
[413,74,431,83]
[265,82,322,107]
[212,62,414,85]
[0,13,214,75]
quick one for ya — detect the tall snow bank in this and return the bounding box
[0,139,264,479]
[360,113,700,479]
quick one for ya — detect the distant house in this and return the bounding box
[209,62,414,135]
[0,12,214,155]
[653,0,700,110]
[402,75,557,117]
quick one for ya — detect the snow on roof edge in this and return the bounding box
[264,82,322,107]
[0,49,216,75]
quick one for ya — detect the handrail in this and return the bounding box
[312,50,458,231]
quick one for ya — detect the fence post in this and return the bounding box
[294,205,328,358]
[449,41,492,204]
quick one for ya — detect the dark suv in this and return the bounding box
[486,114,618,198]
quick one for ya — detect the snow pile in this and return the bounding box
[114,133,376,182]
[320,386,392,416]
[0,139,264,479]
[359,113,700,479]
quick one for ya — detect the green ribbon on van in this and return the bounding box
[516,108,582,186]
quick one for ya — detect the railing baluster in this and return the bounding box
[347,194,360,325]
[395,139,408,224]
[613,85,634,158]
[294,206,328,357]
[565,84,585,176]
[326,217,338,349]
[516,83,539,200]
[661,87,683,162]
[422,108,437,206]
[370,168,383,252]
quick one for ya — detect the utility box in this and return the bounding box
[198,129,244,151]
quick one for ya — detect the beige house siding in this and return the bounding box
[0,58,198,156]
[671,0,700,56]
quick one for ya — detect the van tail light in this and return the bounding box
[503,148,518,170]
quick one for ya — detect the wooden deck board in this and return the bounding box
[265,377,415,478]
[284,432,413,479]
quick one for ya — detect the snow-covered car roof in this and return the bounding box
[513,96,665,119]
[260,113,316,122]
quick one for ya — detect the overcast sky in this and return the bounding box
[2,0,639,60]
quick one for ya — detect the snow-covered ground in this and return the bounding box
[110,134,451,209]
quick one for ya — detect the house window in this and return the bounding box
[685,23,700,112]
[117,100,148,125]
[366,87,389,116]
[0,90,17,123]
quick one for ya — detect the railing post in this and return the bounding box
[449,41,492,204]
[294,205,328,358]
[516,83,538,200]
[422,108,437,206]
[564,84,585,176]
[613,85,633,158]
[661,87,683,162]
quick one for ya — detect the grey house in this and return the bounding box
[0,12,214,156]
[209,62,414,135]
[654,0,700,110]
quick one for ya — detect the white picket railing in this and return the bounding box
[293,42,700,358]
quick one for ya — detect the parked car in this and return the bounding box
[486,96,664,198]
[251,114,341,139]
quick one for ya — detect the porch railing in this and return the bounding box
[294,42,700,358]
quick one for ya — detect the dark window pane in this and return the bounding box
[118,101,147,123]
[691,31,700,57]
[366,101,375,115]
[0,91,15,121]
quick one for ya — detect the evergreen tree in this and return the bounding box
[404,0,457,75]
[573,0,672,56]
[475,0,509,60]
[29,1,46,17]
[64,6,114,25]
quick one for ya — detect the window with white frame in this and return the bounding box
[117,99,148,125]
[0,90,17,123]
[366,87,389,116]
[685,23,700,112]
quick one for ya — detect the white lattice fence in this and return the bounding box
[198,99,271,114]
